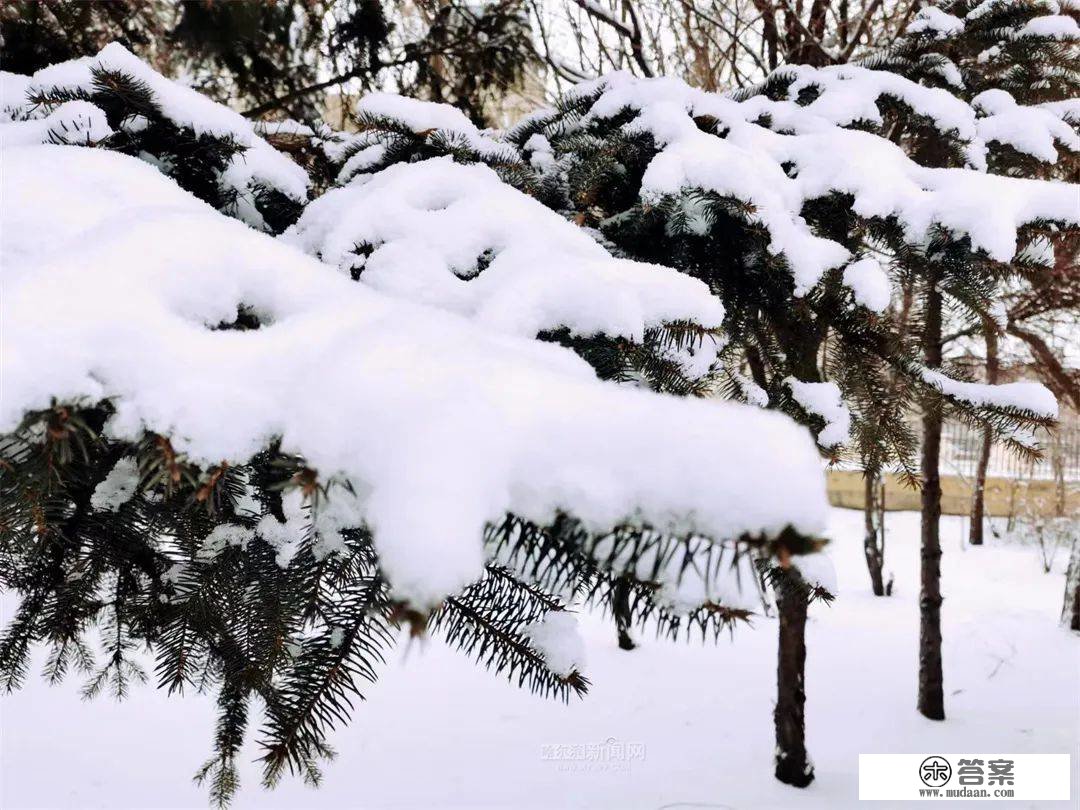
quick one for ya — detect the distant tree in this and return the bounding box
[1,1,539,128]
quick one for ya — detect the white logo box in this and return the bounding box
[859,753,1071,801]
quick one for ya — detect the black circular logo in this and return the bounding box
[920,756,952,787]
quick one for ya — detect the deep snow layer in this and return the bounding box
[2,508,1075,809]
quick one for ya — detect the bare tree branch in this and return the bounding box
[570,0,655,76]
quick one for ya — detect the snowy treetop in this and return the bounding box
[1,145,829,607]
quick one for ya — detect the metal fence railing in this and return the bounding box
[941,421,1079,482]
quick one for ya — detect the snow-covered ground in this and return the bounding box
[2,507,1076,809]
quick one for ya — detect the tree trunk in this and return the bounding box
[775,583,814,787]
[918,274,946,721]
[969,326,998,545]
[612,575,637,651]
[864,472,886,596]
[1062,535,1080,633]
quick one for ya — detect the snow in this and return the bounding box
[932,57,965,89]
[219,135,310,228]
[0,99,113,146]
[285,157,727,341]
[329,92,521,184]
[973,89,1080,162]
[3,508,1075,808]
[738,374,770,407]
[354,91,517,161]
[842,257,891,313]
[1,144,828,609]
[555,71,1080,297]
[253,119,316,138]
[22,43,309,229]
[907,6,966,37]
[791,551,838,595]
[786,379,852,447]
[319,128,368,163]
[255,492,308,569]
[1040,98,1080,123]
[779,64,977,141]
[89,456,140,512]
[0,70,31,121]
[29,43,250,140]
[336,142,387,183]
[523,611,587,677]
[1015,14,1080,38]
[524,132,556,172]
[920,368,1059,417]
[198,523,255,559]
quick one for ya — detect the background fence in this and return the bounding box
[827,413,1079,517]
[941,421,1079,483]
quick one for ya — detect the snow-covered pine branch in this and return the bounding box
[2,43,309,233]
[2,22,1075,802]
[1,142,827,607]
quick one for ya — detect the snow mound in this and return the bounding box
[29,43,252,140]
[842,257,891,313]
[285,157,726,341]
[1,145,829,607]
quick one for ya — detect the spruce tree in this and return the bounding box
[488,55,1073,778]
[872,0,1078,716]
[2,29,1076,804]
[0,44,833,806]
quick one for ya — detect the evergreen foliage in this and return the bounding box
[1,7,1076,802]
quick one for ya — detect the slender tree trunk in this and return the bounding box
[864,472,886,595]
[1063,535,1080,632]
[969,326,998,545]
[612,575,637,650]
[775,582,814,787]
[918,274,946,721]
[772,330,821,787]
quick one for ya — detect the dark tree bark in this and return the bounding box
[969,325,999,546]
[750,0,780,70]
[918,273,946,721]
[864,472,886,595]
[1063,535,1080,632]
[775,581,813,786]
[612,575,637,650]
